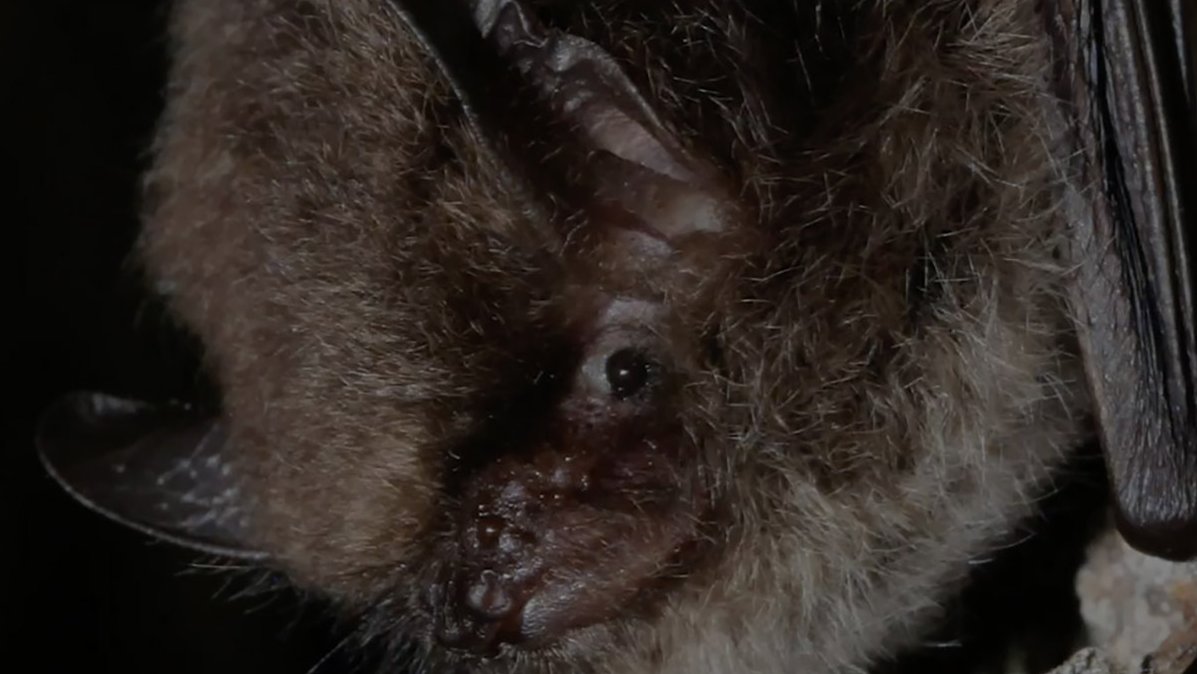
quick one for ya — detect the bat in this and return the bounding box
[35,0,1197,672]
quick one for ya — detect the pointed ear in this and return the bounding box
[472,0,705,184]
[389,0,730,240]
[36,392,266,561]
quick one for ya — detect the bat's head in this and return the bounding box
[37,1,1114,672]
[41,2,743,658]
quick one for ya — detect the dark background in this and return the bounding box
[4,2,1110,673]
[5,2,351,672]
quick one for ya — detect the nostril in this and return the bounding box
[432,568,532,656]
[465,569,515,620]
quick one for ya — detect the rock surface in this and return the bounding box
[1049,525,1197,674]
[1046,649,1121,674]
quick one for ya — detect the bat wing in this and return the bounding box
[1051,0,1197,560]
[36,391,266,560]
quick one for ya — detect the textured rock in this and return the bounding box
[1070,525,1197,674]
[1144,626,1197,674]
[1046,648,1121,674]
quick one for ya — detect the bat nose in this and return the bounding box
[464,569,515,619]
[432,459,572,654]
[430,417,704,654]
[433,565,532,655]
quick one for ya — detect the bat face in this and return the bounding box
[36,0,1197,672]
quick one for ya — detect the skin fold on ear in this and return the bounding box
[470,0,703,185]
[36,391,265,561]
[1051,0,1197,560]
[387,0,732,251]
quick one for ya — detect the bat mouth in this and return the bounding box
[427,410,709,656]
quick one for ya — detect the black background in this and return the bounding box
[6,2,350,672]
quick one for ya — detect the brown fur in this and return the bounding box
[140,0,1091,671]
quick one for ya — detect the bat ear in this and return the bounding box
[36,391,267,561]
[392,0,729,239]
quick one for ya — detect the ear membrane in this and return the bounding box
[390,0,731,243]
[36,392,266,560]
[473,0,704,183]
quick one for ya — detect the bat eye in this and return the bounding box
[604,348,655,400]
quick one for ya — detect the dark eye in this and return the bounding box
[604,348,654,400]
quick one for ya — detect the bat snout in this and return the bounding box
[431,430,705,655]
[433,565,532,655]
